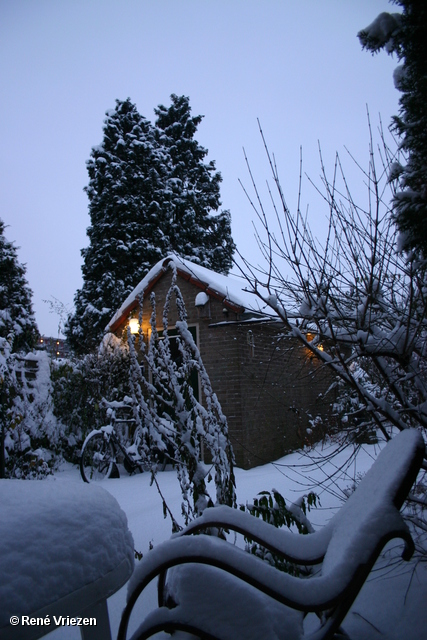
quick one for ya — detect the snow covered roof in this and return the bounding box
[107,255,268,333]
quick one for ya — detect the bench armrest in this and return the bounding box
[178,504,332,564]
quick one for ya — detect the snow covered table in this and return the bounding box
[0,480,134,640]
[118,429,424,640]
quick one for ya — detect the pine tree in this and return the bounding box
[0,219,38,353]
[66,99,170,353]
[67,96,235,353]
[358,1,427,255]
[0,219,38,477]
[155,94,235,273]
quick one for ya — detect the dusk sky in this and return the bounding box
[1,1,399,338]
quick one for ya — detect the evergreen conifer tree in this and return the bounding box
[358,1,427,255]
[66,98,170,353]
[67,96,235,353]
[0,219,38,353]
[154,94,235,273]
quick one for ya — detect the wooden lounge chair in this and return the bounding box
[118,428,425,640]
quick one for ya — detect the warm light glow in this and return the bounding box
[317,344,324,351]
[40,339,44,343]
[129,318,140,335]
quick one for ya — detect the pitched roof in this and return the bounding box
[107,255,267,333]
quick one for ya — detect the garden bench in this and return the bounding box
[0,481,134,640]
[118,428,424,640]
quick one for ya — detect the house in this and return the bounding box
[107,255,336,469]
[37,336,70,359]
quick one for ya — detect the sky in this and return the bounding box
[0,0,400,338]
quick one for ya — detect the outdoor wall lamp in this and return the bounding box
[129,318,140,335]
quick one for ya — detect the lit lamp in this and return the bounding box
[129,318,140,335]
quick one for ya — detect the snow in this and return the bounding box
[194,291,209,307]
[0,481,134,628]
[179,504,330,564]
[2,434,427,639]
[393,64,406,91]
[134,561,303,640]
[359,12,402,52]
[388,160,404,183]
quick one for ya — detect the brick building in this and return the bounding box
[38,336,70,359]
[107,255,335,469]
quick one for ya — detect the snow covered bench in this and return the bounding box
[0,481,134,640]
[118,428,424,640]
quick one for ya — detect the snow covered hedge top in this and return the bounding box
[0,480,134,625]
[107,254,267,333]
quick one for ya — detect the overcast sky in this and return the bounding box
[1,0,399,337]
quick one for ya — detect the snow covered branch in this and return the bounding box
[127,264,236,529]
[239,118,427,445]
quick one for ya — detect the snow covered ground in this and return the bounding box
[8,439,427,639]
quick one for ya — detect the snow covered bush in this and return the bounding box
[0,336,19,477]
[240,489,319,575]
[239,119,427,554]
[1,344,62,479]
[126,264,236,530]
[0,218,40,477]
[3,329,136,475]
[51,345,132,463]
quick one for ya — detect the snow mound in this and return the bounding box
[0,480,134,625]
